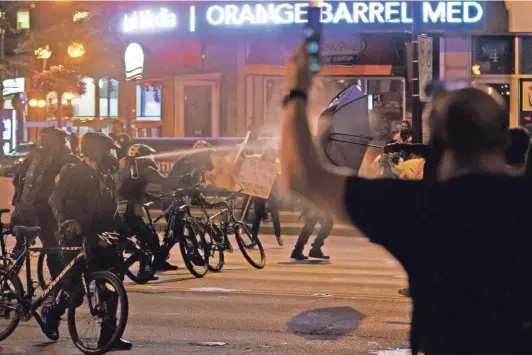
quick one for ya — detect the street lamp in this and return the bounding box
[68,43,85,58]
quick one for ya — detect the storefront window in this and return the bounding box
[136,85,161,121]
[520,37,532,75]
[16,9,30,30]
[72,78,96,117]
[99,79,119,118]
[472,36,514,75]
[519,79,532,127]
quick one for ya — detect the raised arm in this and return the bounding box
[280,45,350,221]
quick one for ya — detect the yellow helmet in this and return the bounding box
[128,143,156,158]
[193,140,212,150]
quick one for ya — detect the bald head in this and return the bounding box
[429,88,508,155]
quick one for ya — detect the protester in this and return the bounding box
[250,146,283,246]
[290,203,333,260]
[505,127,530,174]
[398,120,413,143]
[281,43,532,354]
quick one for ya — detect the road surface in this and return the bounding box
[0,178,412,354]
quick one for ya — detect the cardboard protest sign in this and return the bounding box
[236,157,277,198]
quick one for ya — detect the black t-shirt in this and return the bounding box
[344,174,532,355]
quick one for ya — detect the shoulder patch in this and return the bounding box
[55,175,61,184]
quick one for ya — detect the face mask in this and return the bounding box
[100,150,119,173]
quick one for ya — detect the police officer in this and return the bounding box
[11,127,81,278]
[43,132,132,350]
[158,140,214,269]
[116,143,175,272]
[109,119,131,159]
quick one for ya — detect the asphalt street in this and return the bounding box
[0,178,412,355]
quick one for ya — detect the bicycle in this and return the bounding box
[0,226,129,355]
[195,189,266,270]
[153,186,210,278]
[0,208,13,269]
[118,202,158,285]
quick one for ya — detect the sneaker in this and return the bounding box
[276,235,284,246]
[308,248,330,260]
[155,261,179,271]
[290,249,307,261]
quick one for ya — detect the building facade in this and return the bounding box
[2,1,518,146]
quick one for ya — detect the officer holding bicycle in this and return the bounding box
[44,132,132,350]
[11,127,81,279]
[115,143,174,273]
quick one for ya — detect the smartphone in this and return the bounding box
[306,2,322,73]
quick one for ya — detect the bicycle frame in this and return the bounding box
[1,239,86,314]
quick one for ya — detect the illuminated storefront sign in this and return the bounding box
[123,8,177,33]
[121,2,486,34]
[204,2,483,26]
[124,43,144,81]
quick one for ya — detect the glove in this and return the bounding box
[61,219,82,239]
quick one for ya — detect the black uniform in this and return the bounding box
[11,148,81,278]
[47,161,122,340]
[116,160,167,267]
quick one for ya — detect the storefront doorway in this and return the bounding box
[175,74,221,137]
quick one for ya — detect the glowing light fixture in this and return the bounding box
[37,99,46,108]
[29,99,37,107]
[35,46,51,59]
[63,92,74,100]
[472,64,481,75]
[73,11,89,21]
[68,43,85,58]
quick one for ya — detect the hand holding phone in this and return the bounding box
[306,2,322,74]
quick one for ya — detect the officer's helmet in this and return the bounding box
[80,132,119,165]
[128,143,157,168]
[39,127,70,151]
[192,140,212,150]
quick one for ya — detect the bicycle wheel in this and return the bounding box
[234,222,266,269]
[0,268,23,341]
[204,224,224,273]
[37,252,52,290]
[179,221,209,278]
[68,271,129,355]
[123,237,156,285]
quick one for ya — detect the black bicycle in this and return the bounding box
[0,226,129,355]
[154,186,210,278]
[118,203,159,285]
[0,209,13,269]
[195,190,266,270]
